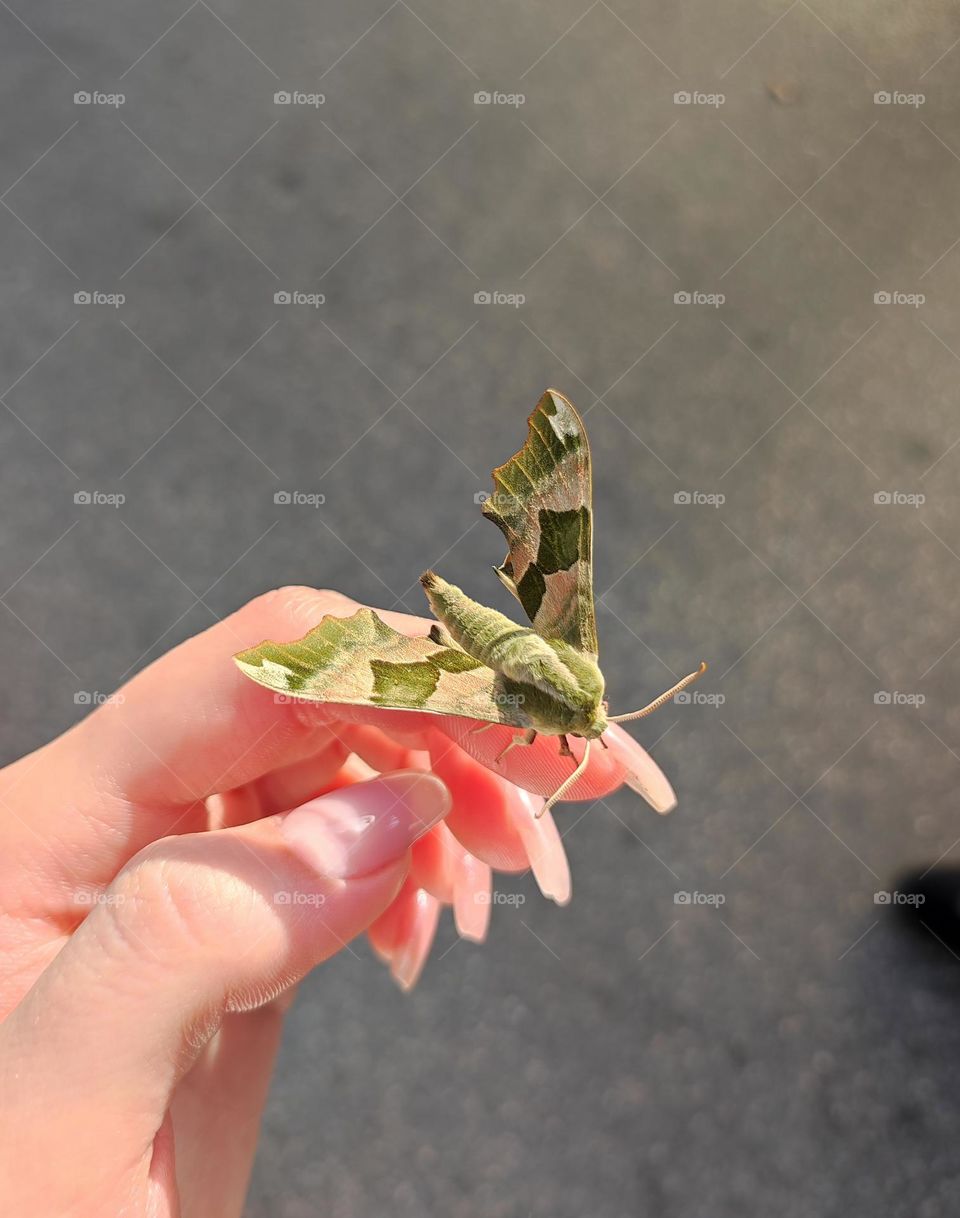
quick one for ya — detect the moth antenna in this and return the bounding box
[608,661,708,724]
[539,738,591,817]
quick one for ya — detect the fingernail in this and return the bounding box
[507,786,572,906]
[280,771,451,878]
[604,726,677,814]
[453,851,492,941]
[391,888,441,991]
[369,937,393,966]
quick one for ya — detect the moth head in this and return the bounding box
[544,640,609,738]
[576,705,611,739]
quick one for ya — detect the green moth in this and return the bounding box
[234,390,706,814]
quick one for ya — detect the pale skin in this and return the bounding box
[0,585,676,1218]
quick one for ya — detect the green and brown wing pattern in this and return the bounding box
[234,607,528,725]
[482,389,598,656]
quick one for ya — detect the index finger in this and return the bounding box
[6,587,672,902]
[80,583,674,812]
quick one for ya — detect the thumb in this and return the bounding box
[0,771,449,1214]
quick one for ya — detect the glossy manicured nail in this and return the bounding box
[604,725,677,814]
[280,771,450,878]
[391,888,441,991]
[508,786,572,906]
[453,851,492,942]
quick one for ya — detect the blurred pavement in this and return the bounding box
[4,3,960,1215]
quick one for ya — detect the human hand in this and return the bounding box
[0,586,673,1217]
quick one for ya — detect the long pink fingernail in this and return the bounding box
[604,726,677,814]
[391,888,441,990]
[453,852,492,941]
[280,771,450,879]
[508,787,572,906]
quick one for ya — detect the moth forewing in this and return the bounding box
[481,389,598,657]
[233,607,533,728]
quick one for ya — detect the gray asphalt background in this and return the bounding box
[5,2,960,1215]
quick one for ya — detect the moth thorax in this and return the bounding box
[420,569,605,724]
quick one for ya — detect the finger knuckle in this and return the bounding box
[108,842,257,957]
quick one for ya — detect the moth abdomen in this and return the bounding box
[420,570,528,667]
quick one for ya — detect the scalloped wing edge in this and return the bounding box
[481,389,598,656]
[234,606,529,725]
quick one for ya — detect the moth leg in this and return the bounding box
[494,727,537,764]
[540,738,592,817]
[469,721,500,736]
[599,735,609,750]
[557,734,575,760]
